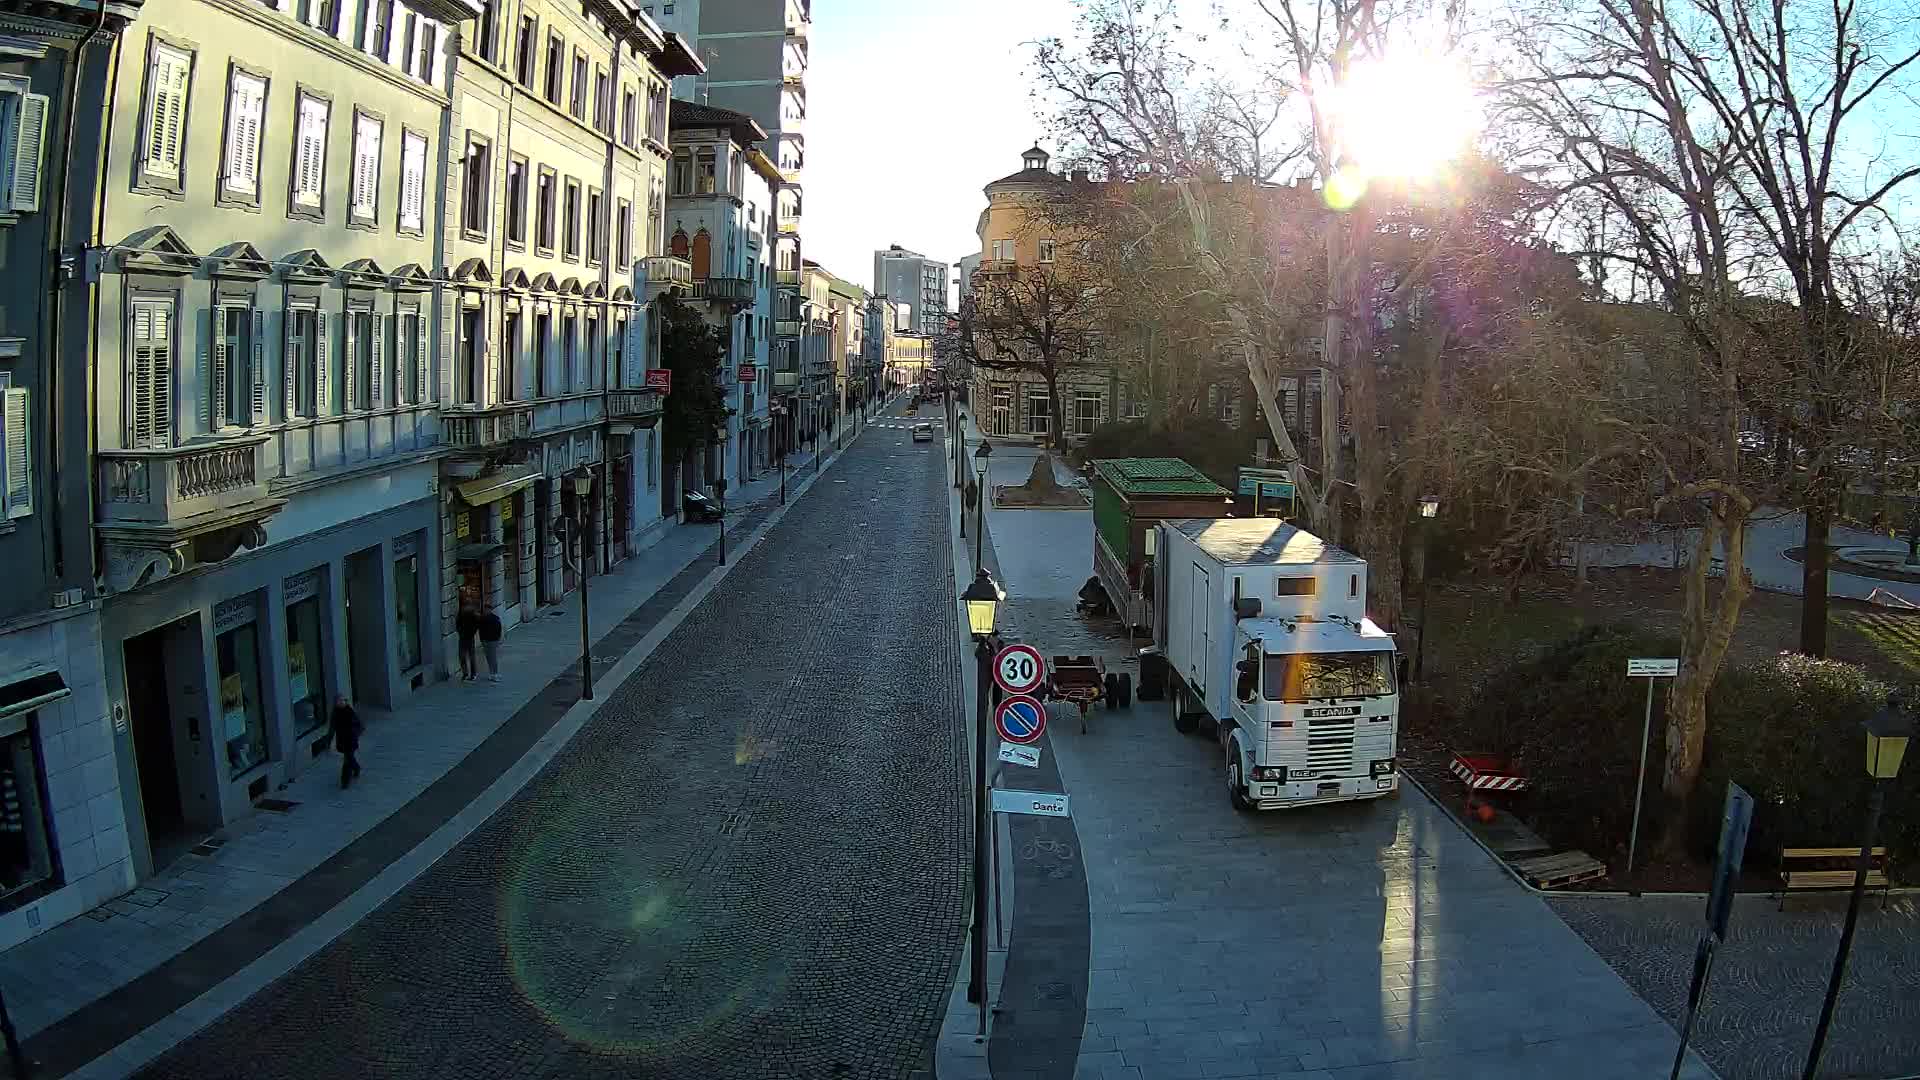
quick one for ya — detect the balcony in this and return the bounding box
[778,218,800,235]
[786,19,808,39]
[776,268,802,287]
[641,255,693,297]
[690,276,754,307]
[96,436,286,593]
[776,319,804,338]
[442,404,537,449]
[978,258,1016,276]
[773,372,801,391]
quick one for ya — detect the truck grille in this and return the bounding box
[1306,718,1357,772]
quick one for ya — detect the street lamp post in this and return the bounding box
[568,468,595,701]
[1413,495,1440,684]
[715,476,728,567]
[960,569,1004,1034]
[974,440,993,571]
[961,472,976,542]
[771,404,787,504]
[953,394,966,490]
[1803,699,1911,1079]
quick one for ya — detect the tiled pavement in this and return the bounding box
[0,424,886,1077]
[969,442,1717,1080]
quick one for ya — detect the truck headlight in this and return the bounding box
[1371,758,1396,776]
[1250,765,1287,782]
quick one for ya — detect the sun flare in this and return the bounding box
[1324,50,1483,188]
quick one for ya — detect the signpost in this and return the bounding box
[1669,782,1753,1080]
[1237,466,1296,518]
[991,789,1071,817]
[997,743,1042,768]
[1626,657,1681,880]
[994,694,1047,745]
[993,643,1045,695]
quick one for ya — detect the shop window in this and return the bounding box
[0,715,52,902]
[285,592,328,736]
[217,621,268,775]
[395,546,422,671]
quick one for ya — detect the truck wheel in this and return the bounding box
[1227,756,1256,813]
[1103,673,1119,707]
[1117,673,1133,709]
[1170,686,1198,734]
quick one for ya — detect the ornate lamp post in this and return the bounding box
[566,468,594,700]
[973,440,994,570]
[960,568,1003,1033]
[1413,495,1440,684]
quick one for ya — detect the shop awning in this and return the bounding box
[0,670,70,729]
[455,541,506,562]
[453,468,539,506]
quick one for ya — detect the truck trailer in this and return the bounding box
[1154,518,1400,810]
[1089,458,1235,631]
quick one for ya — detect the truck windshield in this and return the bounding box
[1264,651,1396,701]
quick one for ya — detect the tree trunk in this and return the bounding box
[1663,504,1754,815]
[1043,368,1063,451]
[1800,486,1831,656]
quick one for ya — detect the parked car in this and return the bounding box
[912,423,935,442]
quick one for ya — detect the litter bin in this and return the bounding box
[1136,646,1167,702]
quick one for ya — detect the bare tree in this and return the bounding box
[958,264,1105,448]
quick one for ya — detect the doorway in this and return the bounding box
[124,623,194,872]
[344,546,385,705]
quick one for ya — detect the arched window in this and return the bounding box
[669,228,689,258]
[690,228,711,279]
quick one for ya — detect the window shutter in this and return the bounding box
[197,327,212,429]
[314,310,331,413]
[250,308,267,424]
[413,311,428,402]
[146,48,189,180]
[478,313,494,405]
[10,93,47,211]
[129,301,173,448]
[352,116,379,217]
[343,311,359,409]
[223,74,264,196]
[2,387,27,519]
[283,309,300,417]
[369,313,386,407]
[209,308,228,427]
[297,99,326,207]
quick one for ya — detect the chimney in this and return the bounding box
[1070,168,1090,183]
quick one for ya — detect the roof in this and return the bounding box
[670,100,767,146]
[1169,518,1362,566]
[1243,617,1395,651]
[1093,458,1233,498]
[984,166,1065,195]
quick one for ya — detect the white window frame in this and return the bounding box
[138,39,193,192]
[398,129,426,234]
[349,110,382,226]
[290,90,330,216]
[991,239,1014,261]
[1038,239,1057,263]
[219,68,267,205]
[1074,390,1103,436]
[1024,387,1051,435]
[0,373,29,520]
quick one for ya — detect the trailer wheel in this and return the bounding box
[1103,673,1119,707]
[1170,685,1199,734]
[1117,673,1133,709]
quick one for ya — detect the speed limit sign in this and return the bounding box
[993,643,1045,695]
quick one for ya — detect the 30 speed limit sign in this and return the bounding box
[993,643,1045,695]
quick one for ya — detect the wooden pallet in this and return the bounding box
[1513,851,1608,890]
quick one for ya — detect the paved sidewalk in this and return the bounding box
[0,438,847,1053]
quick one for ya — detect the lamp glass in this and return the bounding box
[961,570,1003,637]
[974,440,993,461]
[1418,495,1440,519]
[1866,707,1912,772]
[572,472,593,497]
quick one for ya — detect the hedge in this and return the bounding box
[1459,625,1920,867]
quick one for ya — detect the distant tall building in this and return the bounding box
[650,0,810,435]
[873,245,949,336]
[955,254,982,301]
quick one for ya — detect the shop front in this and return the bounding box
[103,498,438,880]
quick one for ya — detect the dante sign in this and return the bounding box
[990,789,1071,818]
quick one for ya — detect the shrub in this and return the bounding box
[1463,626,1920,869]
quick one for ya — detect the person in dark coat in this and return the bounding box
[330,695,362,789]
[479,604,504,682]
[455,595,481,681]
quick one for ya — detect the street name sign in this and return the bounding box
[997,743,1042,768]
[993,643,1045,695]
[994,694,1047,745]
[991,789,1071,817]
[1628,658,1680,678]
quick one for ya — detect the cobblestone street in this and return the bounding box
[129,419,970,1080]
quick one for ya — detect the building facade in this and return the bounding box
[435,0,698,666]
[664,99,777,487]
[78,0,484,886]
[872,244,947,337]
[968,145,1113,445]
[0,0,143,951]
[825,272,865,423]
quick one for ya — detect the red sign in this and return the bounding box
[994,694,1048,745]
[645,369,672,393]
[738,366,757,383]
[993,644,1046,695]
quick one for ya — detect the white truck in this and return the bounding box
[1153,518,1401,810]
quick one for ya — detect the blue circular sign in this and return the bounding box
[995,694,1047,745]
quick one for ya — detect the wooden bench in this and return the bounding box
[1777,846,1892,910]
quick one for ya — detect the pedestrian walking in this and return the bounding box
[456,594,481,682]
[330,695,362,789]
[479,603,504,682]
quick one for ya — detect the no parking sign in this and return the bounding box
[994,694,1047,744]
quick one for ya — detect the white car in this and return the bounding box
[912,424,935,442]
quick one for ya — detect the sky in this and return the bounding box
[800,0,1080,296]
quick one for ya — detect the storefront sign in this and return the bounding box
[645,369,672,393]
[455,512,471,540]
[738,366,757,383]
[284,569,322,605]
[394,534,421,560]
[212,595,257,635]
[499,497,514,523]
